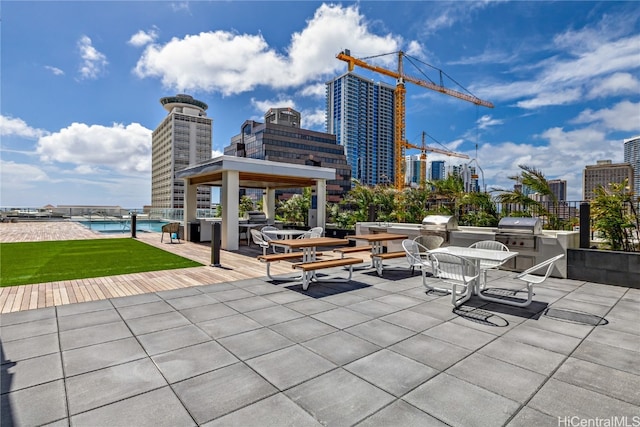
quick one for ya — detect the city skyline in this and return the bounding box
[2,1,639,207]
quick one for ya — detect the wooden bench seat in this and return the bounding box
[257,252,323,281]
[370,251,406,276]
[292,257,363,290]
[333,245,373,257]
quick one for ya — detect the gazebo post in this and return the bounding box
[263,188,276,225]
[221,170,240,250]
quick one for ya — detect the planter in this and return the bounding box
[567,248,640,288]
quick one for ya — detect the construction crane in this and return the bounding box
[405,131,469,187]
[336,49,493,190]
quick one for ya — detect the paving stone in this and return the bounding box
[1,332,59,362]
[109,292,163,308]
[0,379,67,427]
[56,299,113,317]
[408,300,458,321]
[116,300,175,320]
[422,321,497,351]
[527,312,597,338]
[404,373,520,427]
[152,341,239,383]
[269,316,338,343]
[224,295,278,313]
[528,378,639,419]
[243,304,305,326]
[59,321,131,351]
[263,290,309,305]
[1,317,58,341]
[302,331,381,366]
[125,310,190,336]
[205,288,254,302]
[478,337,565,376]
[197,313,262,339]
[196,282,237,293]
[70,386,195,427]
[357,399,449,427]
[284,299,337,315]
[345,319,415,347]
[446,353,547,403]
[345,349,437,397]
[246,344,337,390]
[380,309,443,332]
[346,299,401,317]
[506,406,559,427]
[584,327,640,352]
[172,363,277,424]
[311,307,372,329]
[66,358,167,415]
[572,340,640,375]
[553,357,640,406]
[0,306,55,326]
[1,352,62,393]
[286,369,395,426]
[137,324,212,356]
[56,308,122,332]
[502,323,582,355]
[166,293,218,310]
[374,293,424,309]
[156,287,202,300]
[244,283,287,296]
[179,302,237,323]
[389,334,471,371]
[62,337,146,376]
[321,292,369,307]
[218,328,293,360]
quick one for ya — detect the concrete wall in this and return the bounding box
[567,248,640,288]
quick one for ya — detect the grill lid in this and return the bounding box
[422,215,458,231]
[497,217,542,234]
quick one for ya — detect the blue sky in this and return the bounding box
[2,1,639,207]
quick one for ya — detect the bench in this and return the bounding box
[257,252,323,281]
[292,257,363,290]
[370,251,406,276]
[333,245,373,258]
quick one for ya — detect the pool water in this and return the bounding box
[76,220,169,233]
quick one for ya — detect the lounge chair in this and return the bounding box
[161,222,180,243]
[479,254,564,307]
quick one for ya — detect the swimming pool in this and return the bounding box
[76,220,169,233]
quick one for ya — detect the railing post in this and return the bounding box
[131,213,137,239]
[579,202,590,248]
[211,222,221,267]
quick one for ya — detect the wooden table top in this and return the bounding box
[347,233,409,242]
[268,237,349,249]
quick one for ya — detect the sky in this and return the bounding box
[2,1,639,208]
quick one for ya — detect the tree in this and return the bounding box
[591,179,638,251]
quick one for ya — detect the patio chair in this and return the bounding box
[469,240,510,289]
[413,235,444,251]
[428,252,479,307]
[259,226,287,253]
[161,222,180,243]
[296,226,323,239]
[250,229,271,256]
[479,254,564,307]
[402,239,432,275]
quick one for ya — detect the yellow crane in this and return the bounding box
[405,131,470,187]
[336,49,493,190]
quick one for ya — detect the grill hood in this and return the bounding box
[422,215,458,231]
[497,217,542,234]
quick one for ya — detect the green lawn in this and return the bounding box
[0,238,203,287]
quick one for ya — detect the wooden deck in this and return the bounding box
[0,221,363,313]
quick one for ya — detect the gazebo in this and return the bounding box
[176,156,336,250]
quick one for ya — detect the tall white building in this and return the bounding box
[624,135,640,196]
[326,72,395,186]
[151,94,212,209]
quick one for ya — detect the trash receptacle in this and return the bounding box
[189,222,200,243]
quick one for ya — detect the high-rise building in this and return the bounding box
[151,94,212,209]
[404,155,423,187]
[452,164,479,192]
[430,161,446,181]
[326,72,395,186]
[548,179,567,201]
[583,160,634,200]
[624,135,640,196]
[224,107,351,203]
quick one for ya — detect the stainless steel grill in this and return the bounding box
[421,215,458,243]
[496,217,542,235]
[246,211,268,224]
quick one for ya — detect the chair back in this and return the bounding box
[402,239,427,267]
[516,254,564,282]
[430,252,478,286]
[162,222,180,233]
[413,235,444,250]
[469,240,509,252]
[250,229,267,245]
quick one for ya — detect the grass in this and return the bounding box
[0,238,203,287]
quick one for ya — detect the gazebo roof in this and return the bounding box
[176,156,336,189]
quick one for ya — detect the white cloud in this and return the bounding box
[128,28,159,47]
[476,114,503,130]
[0,161,51,197]
[0,115,49,139]
[44,65,64,76]
[571,101,640,133]
[36,122,152,174]
[299,83,327,99]
[251,96,297,116]
[586,73,640,99]
[300,108,326,130]
[133,4,402,95]
[77,35,108,80]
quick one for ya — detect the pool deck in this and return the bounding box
[1,221,638,426]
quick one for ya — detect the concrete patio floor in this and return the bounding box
[1,222,639,426]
